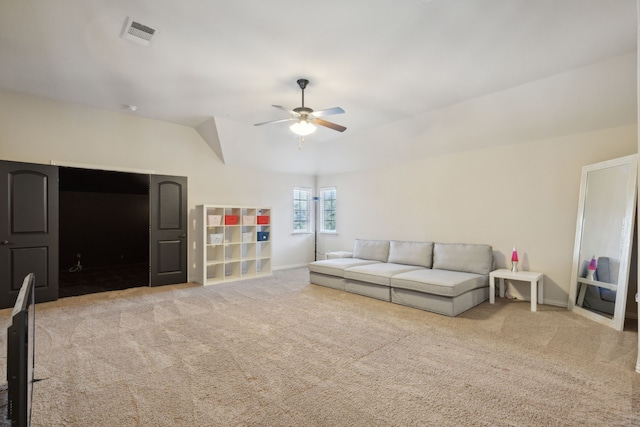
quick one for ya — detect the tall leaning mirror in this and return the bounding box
[568,154,637,331]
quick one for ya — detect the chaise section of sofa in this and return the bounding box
[309,258,381,290]
[390,243,493,316]
[308,239,390,290]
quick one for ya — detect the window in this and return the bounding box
[293,187,311,233]
[320,187,337,233]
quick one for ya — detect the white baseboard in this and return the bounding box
[540,298,568,308]
[273,263,309,271]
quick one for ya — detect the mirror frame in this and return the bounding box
[568,154,637,331]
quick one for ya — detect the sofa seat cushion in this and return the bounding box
[390,269,488,298]
[309,258,381,277]
[345,263,426,286]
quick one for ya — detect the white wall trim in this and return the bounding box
[273,264,309,271]
[542,298,568,308]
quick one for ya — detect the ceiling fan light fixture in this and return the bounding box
[290,119,316,136]
[254,78,345,139]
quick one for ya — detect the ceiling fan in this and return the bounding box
[254,79,346,137]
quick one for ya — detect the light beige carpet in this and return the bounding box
[1,267,638,426]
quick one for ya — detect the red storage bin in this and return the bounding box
[257,215,270,224]
[224,215,239,225]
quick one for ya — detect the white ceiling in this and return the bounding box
[0,0,636,175]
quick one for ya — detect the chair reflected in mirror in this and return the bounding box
[576,256,616,318]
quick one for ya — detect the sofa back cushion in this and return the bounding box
[433,243,493,275]
[388,241,433,268]
[353,239,390,262]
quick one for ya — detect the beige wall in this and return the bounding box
[316,125,637,308]
[0,86,637,312]
[0,89,315,280]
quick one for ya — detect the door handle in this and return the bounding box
[1,240,12,245]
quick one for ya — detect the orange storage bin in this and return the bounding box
[257,215,270,224]
[224,215,239,225]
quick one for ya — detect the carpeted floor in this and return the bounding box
[0,383,7,427]
[0,267,638,426]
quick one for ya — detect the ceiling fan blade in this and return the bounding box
[312,118,347,132]
[254,117,295,127]
[311,107,345,118]
[272,105,299,116]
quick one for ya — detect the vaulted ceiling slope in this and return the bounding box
[0,0,636,175]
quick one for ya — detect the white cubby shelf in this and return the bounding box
[196,205,272,285]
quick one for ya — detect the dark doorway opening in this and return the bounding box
[58,168,150,298]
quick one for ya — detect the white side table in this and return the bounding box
[489,269,544,312]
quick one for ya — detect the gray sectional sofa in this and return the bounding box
[309,239,494,316]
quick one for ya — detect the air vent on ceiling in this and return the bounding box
[121,17,157,46]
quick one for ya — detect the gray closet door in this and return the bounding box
[0,161,59,308]
[149,174,187,286]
